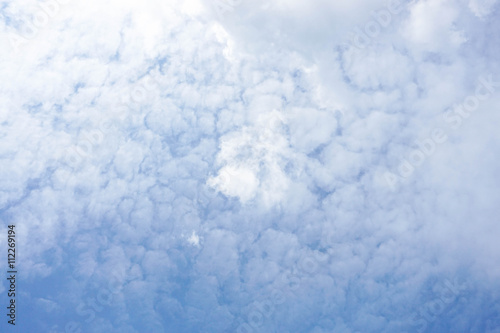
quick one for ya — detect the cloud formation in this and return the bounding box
[0,0,500,332]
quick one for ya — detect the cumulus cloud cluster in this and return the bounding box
[0,0,499,332]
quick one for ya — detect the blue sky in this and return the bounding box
[0,0,500,332]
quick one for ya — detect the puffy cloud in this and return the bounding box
[0,0,499,332]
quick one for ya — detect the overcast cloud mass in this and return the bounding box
[1,0,500,332]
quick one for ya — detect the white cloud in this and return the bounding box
[1,0,499,332]
[468,0,498,17]
[402,0,467,53]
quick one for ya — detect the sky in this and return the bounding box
[0,0,500,332]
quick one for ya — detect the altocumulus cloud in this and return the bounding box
[0,0,500,332]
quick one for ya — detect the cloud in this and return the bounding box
[0,0,499,332]
[468,0,498,17]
